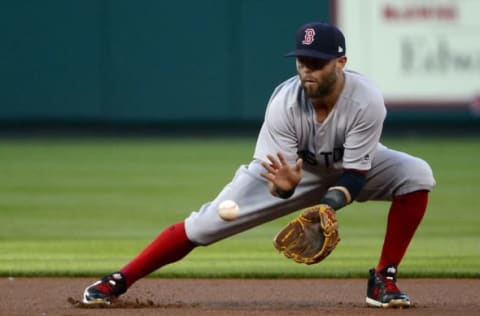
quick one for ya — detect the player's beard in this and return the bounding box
[302,69,337,99]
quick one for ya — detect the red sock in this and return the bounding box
[120,222,196,287]
[376,190,429,272]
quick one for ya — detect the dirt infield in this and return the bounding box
[1,278,479,315]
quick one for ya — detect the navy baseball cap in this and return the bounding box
[286,22,346,60]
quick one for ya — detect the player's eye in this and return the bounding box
[298,57,329,70]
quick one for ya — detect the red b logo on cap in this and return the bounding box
[302,28,316,45]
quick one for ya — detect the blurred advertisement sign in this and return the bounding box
[333,0,480,109]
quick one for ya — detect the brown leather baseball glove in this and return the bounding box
[273,204,340,265]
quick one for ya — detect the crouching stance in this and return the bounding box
[83,22,435,308]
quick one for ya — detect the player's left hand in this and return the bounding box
[260,152,303,196]
[273,204,340,265]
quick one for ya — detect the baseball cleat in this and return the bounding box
[366,265,410,308]
[82,272,127,304]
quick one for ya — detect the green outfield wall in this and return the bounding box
[0,0,328,123]
[1,1,477,132]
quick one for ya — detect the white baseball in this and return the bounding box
[218,200,239,221]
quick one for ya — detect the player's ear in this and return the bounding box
[337,56,347,68]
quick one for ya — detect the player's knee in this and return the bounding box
[184,205,235,246]
[415,158,435,186]
[403,157,436,190]
[184,216,221,246]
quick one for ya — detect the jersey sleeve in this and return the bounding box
[342,96,386,171]
[253,80,299,164]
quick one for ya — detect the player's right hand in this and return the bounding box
[260,152,303,197]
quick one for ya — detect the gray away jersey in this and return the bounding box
[185,70,435,245]
[254,70,386,172]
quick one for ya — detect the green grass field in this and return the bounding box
[0,136,478,278]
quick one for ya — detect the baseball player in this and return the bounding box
[83,22,435,308]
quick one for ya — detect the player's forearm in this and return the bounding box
[320,170,367,210]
